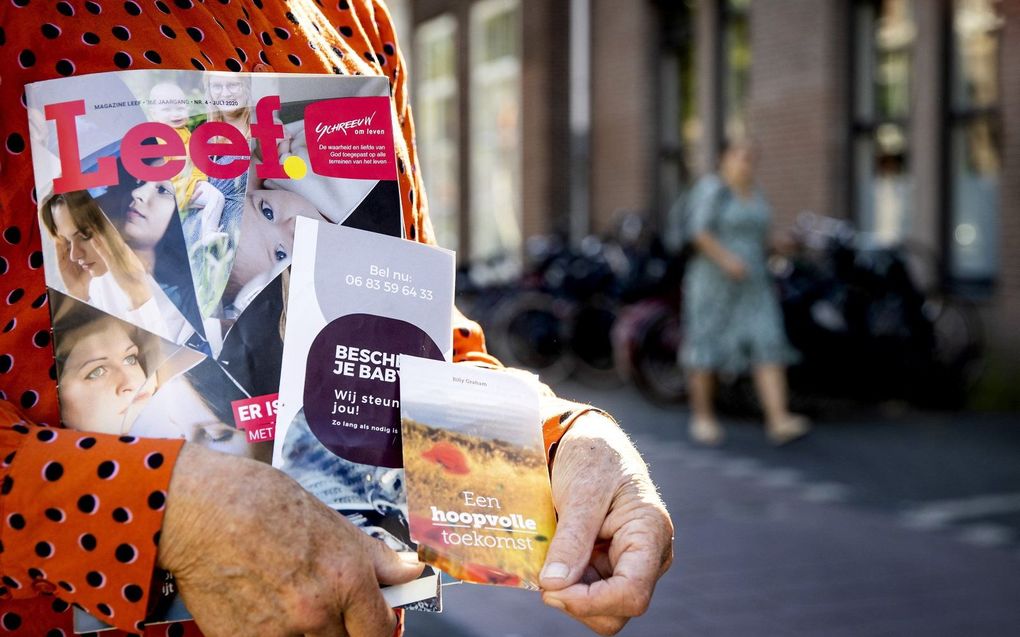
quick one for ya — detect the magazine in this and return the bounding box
[25,69,406,631]
[273,218,457,611]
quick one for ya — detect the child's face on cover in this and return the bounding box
[52,201,109,278]
[60,320,154,434]
[149,83,190,129]
[122,180,176,249]
[231,187,325,292]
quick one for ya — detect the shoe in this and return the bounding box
[766,415,810,446]
[689,418,725,446]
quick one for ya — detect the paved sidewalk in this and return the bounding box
[408,383,1020,637]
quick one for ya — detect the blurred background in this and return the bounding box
[384,1,1020,635]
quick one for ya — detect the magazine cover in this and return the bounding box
[25,69,405,632]
[273,218,457,610]
[399,357,556,590]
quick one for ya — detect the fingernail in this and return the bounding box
[541,562,569,580]
[397,551,420,565]
[544,596,566,611]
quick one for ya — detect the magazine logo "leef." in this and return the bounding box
[44,94,393,194]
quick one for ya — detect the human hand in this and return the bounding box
[159,444,423,637]
[720,253,748,280]
[188,180,224,211]
[539,413,674,636]
[189,180,226,236]
[277,121,306,158]
[54,238,91,300]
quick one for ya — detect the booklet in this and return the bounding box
[273,218,457,610]
[399,357,556,590]
[25,69,406,632]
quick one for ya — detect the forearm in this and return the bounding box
[157,444,273,575]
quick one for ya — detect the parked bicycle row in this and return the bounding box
[456,212,984,412]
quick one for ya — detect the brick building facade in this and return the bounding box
[403,0,1018,403]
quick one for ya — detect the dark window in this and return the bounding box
[721,0,751,142]
[851,0,916,245]
[657,0,699,214]
[946,0,1003,288]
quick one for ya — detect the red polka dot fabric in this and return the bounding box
[0,402,183,635]
[0,0,592,633]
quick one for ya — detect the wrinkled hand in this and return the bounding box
[539,413,673,636]
[159,444,423,637]
[54,238,91,300]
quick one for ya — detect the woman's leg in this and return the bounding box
[688,369,723,445]
[751,364,790,425]
[752,364,809,444]
[688,369,716,420]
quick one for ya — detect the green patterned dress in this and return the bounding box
[681,175,798,373]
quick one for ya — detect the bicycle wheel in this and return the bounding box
[925,296,985,390]
[487,291,574,384]
[632,308,687,403]
[570,301,623,388]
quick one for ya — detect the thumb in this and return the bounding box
[540,485,610,591]
[360,535,425,586]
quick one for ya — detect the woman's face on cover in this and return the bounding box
[171,381,253,457]
[51,201,109,278]
[59,320,154,434]
[189,420,252,457]
[231,187,325,292]
[207,76,250,118]
[121,180,176,249]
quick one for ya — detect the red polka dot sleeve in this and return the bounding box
[0,402,183,633]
